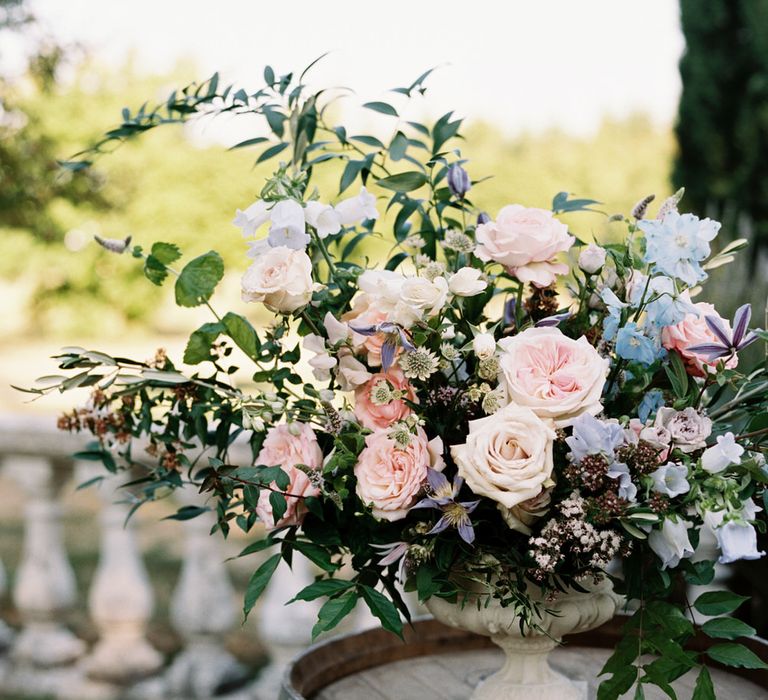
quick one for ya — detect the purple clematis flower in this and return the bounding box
[535,311,572,328]
[688,303,760,362]
[349,321,415,371]
[412,469,480,544]
[372,541,409,581]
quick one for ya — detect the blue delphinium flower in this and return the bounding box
[616,322,659,365]
[412,469,479,544]
[638,389,665,423]
[638,211,720,286]
[643,276,699,328]
[601,288,627,342]
[566,413,625,462]
[650,462,690,498]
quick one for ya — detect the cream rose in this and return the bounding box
[475,205,575,287]
[355,427,443,521]
[241,245,314,313]
[451,404,556,513]
[497,327,608,427]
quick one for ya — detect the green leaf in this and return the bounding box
[701,617,757,640]
[596,665,637,700]
[376,171,427,192]
[243,553,281,620]
[222,312,260,359]
[551,191,601,213]
[143,254,168,285]
[269,491,287,523]
[229,136,269,150]
[362,101,398,117]
[150,241,182,265]
[682,560,715,586]
[257,142,289,163]
[350,134,385,149]
[389,131,408,161]
[293,540,336,572]
[361,586,403,637]
[184,322,223,364]
[706,642,768,669]
[164,505,210,521]
[291,579,353,603]
[665,352,689,399]
[237,537,279,558]
[633,685,645,700]
[693,591,750,616]
[175,251,224,307]
[312,591,358,639]
[692,666,715,700]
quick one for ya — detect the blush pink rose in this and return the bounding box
[497,327,608,427]
[255,423,323,530]
[355,427,444,521]
[475,205,575,287]
[661,302,739,377]
[354,367,417,430]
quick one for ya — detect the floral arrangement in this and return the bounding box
[25,64,768,698]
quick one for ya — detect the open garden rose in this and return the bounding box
[497,326,608,427]
[254,423,323,529]
[354,367,417,430]
[475,204,575,286]
[451,403,556,513]
[241,245,314,313]
[653,407,711,453]
[355,427,444,521]
[661,301,739,376]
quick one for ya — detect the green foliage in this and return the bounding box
[174,251,224,307]
[243,553,281,620]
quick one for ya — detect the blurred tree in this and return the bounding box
[674,0,768,254]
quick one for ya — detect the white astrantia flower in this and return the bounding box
[448,267,487,297]
[701,432,744,473]
[267,199,310,249]
[334,187,379,226]
[648,517,694,569]
[304,201,341,239]
[650,462,690,498]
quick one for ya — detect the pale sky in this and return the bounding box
[15,0,684,137]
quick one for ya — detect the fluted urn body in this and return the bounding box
[426,578,620,700]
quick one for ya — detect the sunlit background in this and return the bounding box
[1,2,767,695]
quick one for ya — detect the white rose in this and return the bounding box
[304,201,341,239]
[701,432,744,473]
[334,187,379,226]
[241,246,314,313]
[400,276,449,318]
[497,327,608,427]
[451,403,556,512]
[648,517,694,569]
[472,332,496,360]
[358,269,406,309]
[654,407,711,453]
[448,267,487,297]
[578,243,607,274]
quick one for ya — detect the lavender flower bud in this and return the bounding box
[631,194,655,220]
[447,163,471,198]
[477,212,491,226]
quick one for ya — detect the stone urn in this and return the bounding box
[425,578,620,700]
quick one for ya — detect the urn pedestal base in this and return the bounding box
[426,579,619,700]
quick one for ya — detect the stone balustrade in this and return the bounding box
[0,414,349,700]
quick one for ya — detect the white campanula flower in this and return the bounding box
[267,199,310,249]
[336,354,372,391]
[334,186,379,226]
[233,199,270,237]
[578,243,606,274]
[448,267,487,297]
[472,332,496,360]
[304,201,341,239]
[714,521,765,564]
[323,311,351,345]
[701,432,744,473]
[650,462,690,498]
[648,517,694,569]
[638,211,720,286]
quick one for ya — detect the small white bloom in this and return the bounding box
[403,233,426,249]
[233,199,270,237]
[441,325,456,340]
[448,267,487,297]
[648,517,694,569]
[336,354,372,391]
[578,243,607,274]
[323,311,351,345]
[715,521,765,564]
[334,186,379,225]
[267,199,310,250]
[399,348,440,381]
[472,332,496,360]
[650,462,690,498]
[302,334,336,381]
[304,201,342,239]
[319,389,336,403]
[701,432,744,473]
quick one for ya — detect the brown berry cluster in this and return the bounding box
[524,283,559,320]
[616,440,661,475]
[564,453,609,492]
